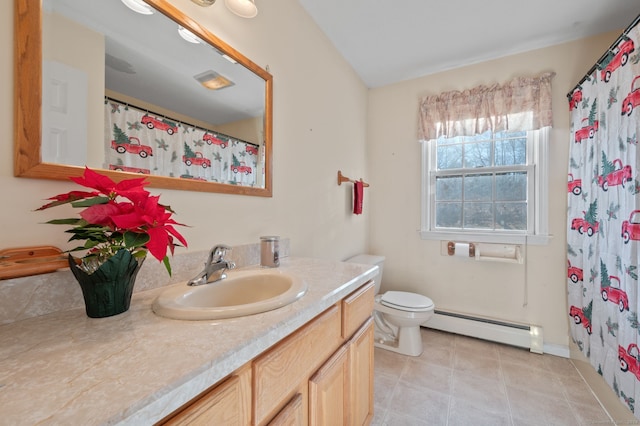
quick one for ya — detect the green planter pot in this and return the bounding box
[68,249,144,318]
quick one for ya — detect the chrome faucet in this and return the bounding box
[187,245,236,286]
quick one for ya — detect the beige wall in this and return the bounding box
[1,0,368,261]
[367,31,621,349]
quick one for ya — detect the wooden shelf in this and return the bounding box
[0,246,69,280]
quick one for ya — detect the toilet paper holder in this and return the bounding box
[447,241,475,257]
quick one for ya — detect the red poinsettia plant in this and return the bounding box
[36,167,188,275]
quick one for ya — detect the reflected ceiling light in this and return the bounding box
[178,26,202,44]
[221,54,238,64]
[194,70,235,90]
[224,0,257,18]
[191,0,217,5]
[121,0,154,15]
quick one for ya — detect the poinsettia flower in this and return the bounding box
[37,167,187,275]
[111,195,188,262]
[70,167,150,200]
[79,202,122,228]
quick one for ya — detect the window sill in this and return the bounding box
[419,230,551,245]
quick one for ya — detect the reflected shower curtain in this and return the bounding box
[567,17,640,417]
[103,99,260,187]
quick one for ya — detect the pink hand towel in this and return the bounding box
[353,180,364,215]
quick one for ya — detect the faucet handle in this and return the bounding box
[210,244,232,262]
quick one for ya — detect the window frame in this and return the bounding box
[420,127,550,245]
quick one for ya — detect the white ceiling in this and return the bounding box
[297,0,640,88]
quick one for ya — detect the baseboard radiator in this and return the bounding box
[424,310,544,354]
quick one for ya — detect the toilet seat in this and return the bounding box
[380,291,434,312]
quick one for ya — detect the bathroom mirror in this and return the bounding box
[14,0,273,196]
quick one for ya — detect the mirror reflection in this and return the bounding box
[15,0,272,195]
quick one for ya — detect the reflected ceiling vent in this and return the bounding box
[194,70,235,90]
[121,0,154,15]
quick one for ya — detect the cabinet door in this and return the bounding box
[349,318,374,426]
[309,344,349,426]
[268,393,304,426]
[159,365,251,426]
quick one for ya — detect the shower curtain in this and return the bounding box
[103,99,261,187]
[567,16,640,417]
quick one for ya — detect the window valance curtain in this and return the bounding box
[417,72,555,140]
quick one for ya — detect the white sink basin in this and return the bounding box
[152,269,307,320]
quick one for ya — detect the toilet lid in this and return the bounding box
[380,291,434,312]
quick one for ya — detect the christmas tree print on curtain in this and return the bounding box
[567,17,640,419]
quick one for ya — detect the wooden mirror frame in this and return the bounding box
[14,0,273,196]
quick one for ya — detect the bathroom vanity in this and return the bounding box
[161,280,374,425]
[0,257,377,425]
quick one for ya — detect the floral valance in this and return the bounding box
[417,72,555,140]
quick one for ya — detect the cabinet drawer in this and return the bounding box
[159,364,251,425]
[253,305,342,425]
[341,281,374,339]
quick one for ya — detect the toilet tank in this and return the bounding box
[345,254,385,294]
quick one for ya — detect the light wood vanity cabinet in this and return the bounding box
[158,280,375,426]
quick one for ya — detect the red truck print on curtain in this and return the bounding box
[141,114,178,135]
[569,306,592,334]
[622,210,640,243]
[572,201,599,237]
[619,344,640,380]
[246,145,258,155]
[600,36,635,83]
[203,133,228,148]
[231,162,252,174]
[598,159,632,191]
[601,276,629,312]
[568,260,583,283]
[111,136,153,158]
[568,174,582,195]
[575,117,599,143]
[571,216,599,236]
[622,75,640,116]
[183,152,211,168]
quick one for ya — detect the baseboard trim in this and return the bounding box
[542,343,570,358]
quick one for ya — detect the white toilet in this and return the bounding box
[346,254,434,356]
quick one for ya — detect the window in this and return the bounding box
[421,127,549,244]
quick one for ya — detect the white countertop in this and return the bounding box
[0,257,377,425]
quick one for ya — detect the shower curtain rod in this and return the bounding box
[566,13,640,99]
[105,95,260,148]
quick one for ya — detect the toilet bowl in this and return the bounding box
[346,254,434,356]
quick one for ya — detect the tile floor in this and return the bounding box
[372,328,613,426]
